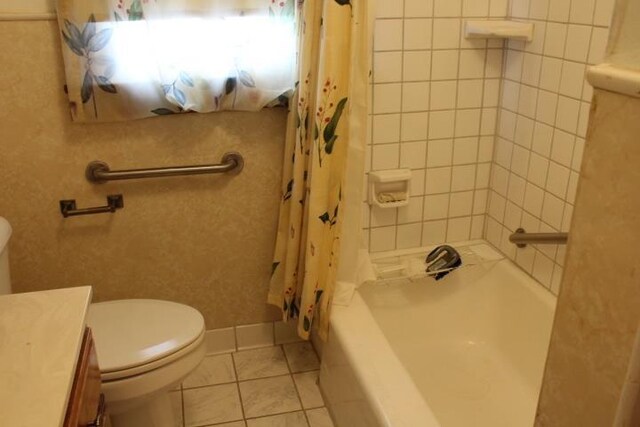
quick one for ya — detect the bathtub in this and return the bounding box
[319,242,556,427]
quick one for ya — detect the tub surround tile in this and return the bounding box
[305,408,335,427]
[182,354,236,389]
[484,0,616,295]
[366,1,504,252]
[246,411,309,427]
[233,347,289,381]
[239,376,302,418]
[236,323,275,350]
[293,371,324,409]
[283,343,320,373]
[183,383,243,427]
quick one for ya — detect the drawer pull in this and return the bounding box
[88,394,107,427]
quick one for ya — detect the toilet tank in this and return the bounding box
[0,217,12,296]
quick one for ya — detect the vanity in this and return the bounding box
[0,286,106,426]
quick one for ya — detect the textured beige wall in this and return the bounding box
[0,20,285,328]
[535,89,640,426]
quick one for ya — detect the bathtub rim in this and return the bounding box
[327,291,441,427]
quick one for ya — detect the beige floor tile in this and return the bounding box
[169,390,184,427]
[239,375,302,418]
[283,343,320,373]
[182,354,236,389]
[183,383,243,427]
[293,371,324,409]
[233,346,289,380]
[305,408,334,427]
[214,422,247,427]
[246,411,309,427]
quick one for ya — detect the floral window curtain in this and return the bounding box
[55,0,297,122]
[268,0,370,340]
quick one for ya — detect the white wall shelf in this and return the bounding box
[464,20,534,42]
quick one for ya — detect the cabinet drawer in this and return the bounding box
[64,328,106,427]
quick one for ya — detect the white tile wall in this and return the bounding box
[365,0,509,252]
[485,0,615,294]
[366,0,616,295]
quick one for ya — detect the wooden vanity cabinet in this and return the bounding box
[64,328,108,427]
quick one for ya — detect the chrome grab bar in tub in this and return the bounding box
[509,228,568,248]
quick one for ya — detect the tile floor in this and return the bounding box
[171,342,334,427]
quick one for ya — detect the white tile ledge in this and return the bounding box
[587,63,640,99]
[464,20,534,42]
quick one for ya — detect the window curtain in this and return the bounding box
[268,0,370,340]
[55,0,297,122]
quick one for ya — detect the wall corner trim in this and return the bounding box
[587,63,640,99]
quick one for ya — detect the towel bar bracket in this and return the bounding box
[60,194,124,218]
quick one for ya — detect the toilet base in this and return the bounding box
[98,332,205,427]
[109,392,177,427]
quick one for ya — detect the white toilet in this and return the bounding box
[0,217,206,427]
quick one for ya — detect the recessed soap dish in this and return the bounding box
[369,169,412,208]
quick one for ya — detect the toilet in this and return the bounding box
[0,217,205,427]
[88,300,205,427]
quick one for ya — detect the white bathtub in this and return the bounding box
[319,242,556,427]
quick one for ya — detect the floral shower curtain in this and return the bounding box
[55,0,297,122]
[268,0,370,340]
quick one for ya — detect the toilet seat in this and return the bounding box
[87,299,205,382]
[99,330,205,382]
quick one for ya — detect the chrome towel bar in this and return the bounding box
[85,152,244,183]
[509,228,568,248]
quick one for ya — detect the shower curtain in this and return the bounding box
[268,0,370,340]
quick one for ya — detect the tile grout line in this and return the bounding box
[242,407,325,425]
[467,15,492,241]
[230,349,248,424]
[180,385,186,427]
[390,0,407,252]
[281,343,310,426]
[538,0,582,285]
[390,2,405,250]
[419,0,437,246]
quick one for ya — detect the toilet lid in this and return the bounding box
[87,299,205,373]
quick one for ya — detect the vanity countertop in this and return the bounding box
[0,286,92,427]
